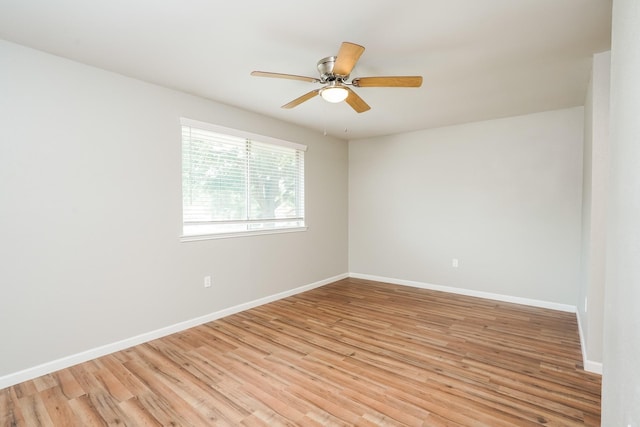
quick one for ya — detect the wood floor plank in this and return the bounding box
[66,395,108,426]
[16,392,55,426]
[52,370,85,401]
[40,386,79,427]
[117,397,163,427]
[0,388,27,427]
[0,278,601,426]
[122,357,224,425]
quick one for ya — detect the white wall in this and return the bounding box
[349,108,584,305]
[578,51,610,372]
[0,40,348,381]
[602,0,640,424]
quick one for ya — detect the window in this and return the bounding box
[181,118,306,240]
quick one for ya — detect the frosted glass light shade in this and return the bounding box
[321,86,348,103]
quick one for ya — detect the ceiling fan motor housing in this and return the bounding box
[317,56,348,82]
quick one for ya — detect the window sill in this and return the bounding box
[180,226,308,242]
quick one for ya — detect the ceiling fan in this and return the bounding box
[251,42,423,113]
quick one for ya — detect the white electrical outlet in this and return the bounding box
[204,275,212,288]
[452,258,459,268]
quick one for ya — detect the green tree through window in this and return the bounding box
[181,120,306,238]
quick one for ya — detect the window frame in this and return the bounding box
[180,118,307,242]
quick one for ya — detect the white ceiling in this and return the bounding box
[0,0,611,140]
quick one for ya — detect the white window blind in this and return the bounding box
[181,119,306,239]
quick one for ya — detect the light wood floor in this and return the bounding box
[1,278,601,426]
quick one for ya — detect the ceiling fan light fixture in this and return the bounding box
[320,84,348,103]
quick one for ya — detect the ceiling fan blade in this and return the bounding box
[333,42,365,76]
[281,89,321,109]
[344,87,371,113]
[352,76,423,88]
[251,71,320,83]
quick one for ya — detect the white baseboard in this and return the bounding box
[0,273,349,390]
[349,272,577,312]
[584,360,603,375]
[575,310,604,375]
